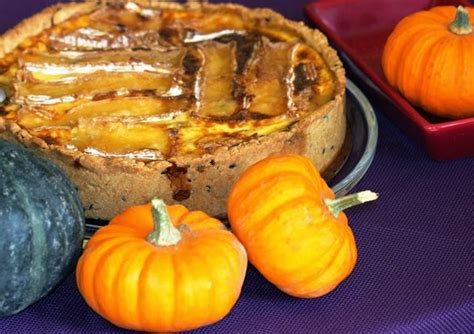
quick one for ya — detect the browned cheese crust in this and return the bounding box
[0,1,346,219]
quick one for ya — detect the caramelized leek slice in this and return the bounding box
[291,44,336,111]
[70,121,171,156]
[15,49,185,100]
[16,71,175,99]
[253,25,300,43]
[247,39,294,117]
[17,97,189,128]
[162,10,245,34]
[196,42,238,119]
[19,49,184,82]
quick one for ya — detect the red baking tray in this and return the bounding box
[305,0,474,160]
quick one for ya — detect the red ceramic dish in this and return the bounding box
[305,0,474,160]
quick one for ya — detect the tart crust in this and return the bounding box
[0,1,346,219]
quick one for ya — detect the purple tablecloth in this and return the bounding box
[1,1,473,332]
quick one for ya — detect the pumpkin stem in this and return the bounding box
[449,6,472,35]
[146,198,181,247]
[325,191,378,218]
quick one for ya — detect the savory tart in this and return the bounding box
[0,0,346,219]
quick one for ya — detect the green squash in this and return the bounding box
[0,140,84,317]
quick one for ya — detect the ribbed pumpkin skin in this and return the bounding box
[76,204,247,332]
[382,6,474,119]
[0,140,84,318]
[228,155,357,298]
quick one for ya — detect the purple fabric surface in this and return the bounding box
[0,0,473,333]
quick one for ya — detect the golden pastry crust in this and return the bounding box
[0,1,346,219]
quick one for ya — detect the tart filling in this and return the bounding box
[0,1,337,160]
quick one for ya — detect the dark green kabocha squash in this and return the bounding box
[0,140,84,318]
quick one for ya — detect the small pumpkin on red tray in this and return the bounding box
[382,6,474,120]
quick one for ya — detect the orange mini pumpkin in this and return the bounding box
[228,154,377,298]
[382,6,474,119]
[76,199,247,332]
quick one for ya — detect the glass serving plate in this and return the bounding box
[84,78,378,238]
[330,78,378,196]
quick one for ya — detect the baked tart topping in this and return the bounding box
[0,1,337,160]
